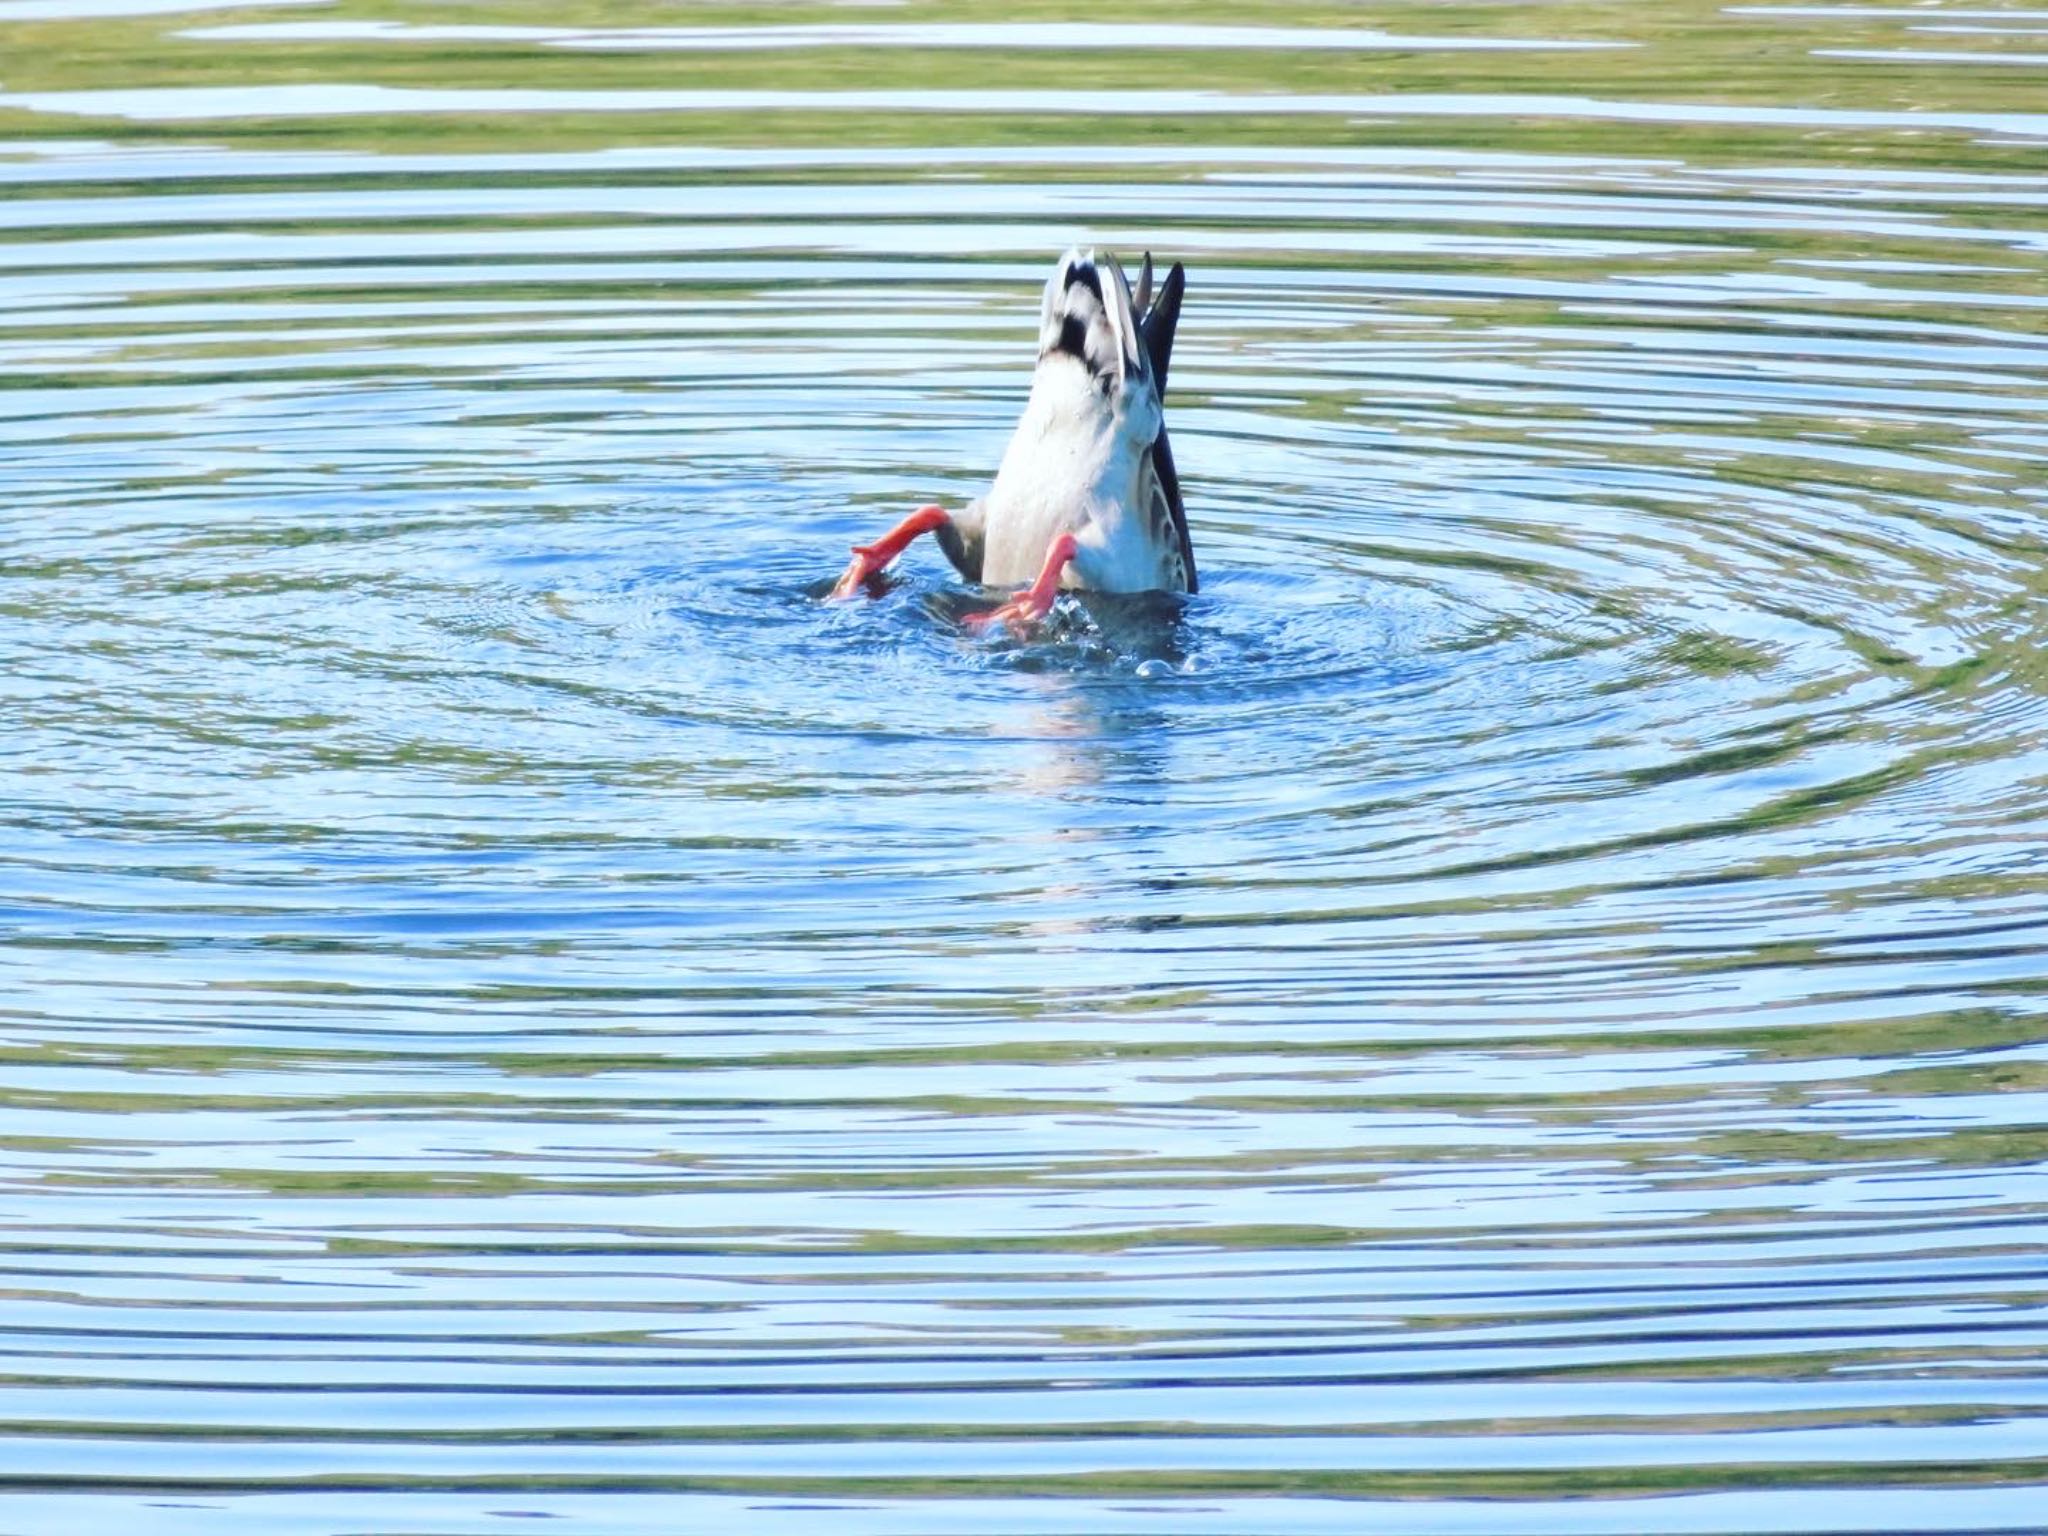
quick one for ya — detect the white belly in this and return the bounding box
[977,361,1166,593]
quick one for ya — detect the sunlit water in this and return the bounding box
[4,3,2048,1533]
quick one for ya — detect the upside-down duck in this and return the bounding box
[831,246,1193,629]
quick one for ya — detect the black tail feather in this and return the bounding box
[1139,257,1184,398]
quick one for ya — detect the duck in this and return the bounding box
[830,246,1194,630]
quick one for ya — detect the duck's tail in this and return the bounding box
[1038,248,1150,394]
[1036,247,1187,402]
[1133,252,1185,399]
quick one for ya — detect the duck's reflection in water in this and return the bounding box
[962,598,1196,945]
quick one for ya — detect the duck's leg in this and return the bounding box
[965,531,1079,634]
[829,504,950,599]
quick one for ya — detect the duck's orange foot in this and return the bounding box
[964,532,1079,634]
[829,504,949,599]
